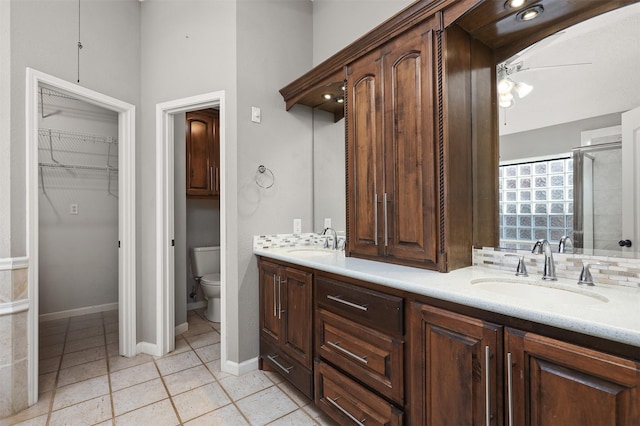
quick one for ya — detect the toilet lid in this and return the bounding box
[201,273,220,285]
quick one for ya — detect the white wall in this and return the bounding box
[38,96,119,314]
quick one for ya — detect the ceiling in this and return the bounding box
[498,2,640,135]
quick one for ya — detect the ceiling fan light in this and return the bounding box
[499,97,514,108]
[497,78,514,95]
[322,93,332,100]
[514,81,533,98]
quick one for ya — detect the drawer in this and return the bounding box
[315,360,403,426]
[260,337,313,399]
[316,308,404,405]
[315,276,403,336]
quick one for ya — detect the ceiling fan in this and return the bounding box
[497,31,591,108]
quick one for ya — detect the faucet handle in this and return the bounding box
[506,254,528,277]
[577,260,609,286]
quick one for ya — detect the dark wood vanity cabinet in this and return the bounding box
[186,109,220,198]
[314,275,405,424]
[408,302,503,426]
[408,301,640,426]
[258,259,313,398]
[505,328,640,425]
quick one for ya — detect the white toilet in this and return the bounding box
[189,246,221,322]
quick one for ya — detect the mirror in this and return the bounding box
[312,110,345,235]
[498,3,640,255]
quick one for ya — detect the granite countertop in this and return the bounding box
[254,246,640,348]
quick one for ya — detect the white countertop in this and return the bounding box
[254,246,640,348]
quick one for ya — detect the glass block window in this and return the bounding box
[499,157,573,248]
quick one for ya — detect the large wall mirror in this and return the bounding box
[312,2,640,256]
[497,3,640,255]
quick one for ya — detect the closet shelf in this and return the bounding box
[38,162,118,172]
[38,128,118,145]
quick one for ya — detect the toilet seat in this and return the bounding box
[201,273,220,286]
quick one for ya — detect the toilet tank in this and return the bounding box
[189,246,220,278]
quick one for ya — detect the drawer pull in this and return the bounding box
[326,295,368,311]
[485,345,491,426]
[507,352,513,426]
[327,341,368,364]
[326,396,366,426]
[267,354,293,374]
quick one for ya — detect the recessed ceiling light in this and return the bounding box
[517,5,544,21]
[505,0,526,9]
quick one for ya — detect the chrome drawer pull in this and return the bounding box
[267,354,293,374]
[326,396,366,426]
[485,345,490,426]
[326,295,368,311]
[327,341,368,364]
[507,352,514,426]
[272,274,277,317]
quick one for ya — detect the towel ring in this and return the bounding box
[255,165,275,189]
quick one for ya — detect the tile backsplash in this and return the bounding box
[473,247,640,288]
[253,233,330,250]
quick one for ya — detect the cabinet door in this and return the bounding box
[186,109,219,197]
[506,328,640,425]
[346,48,384,258]
[384,23,438,267]
[258,261,282,345]
[408,302,503,426]
[281,267,313,369]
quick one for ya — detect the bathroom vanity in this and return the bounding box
[256,245,640,425]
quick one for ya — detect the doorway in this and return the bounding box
[155,92,229,368]
[26,68,136,404]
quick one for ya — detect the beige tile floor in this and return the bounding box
[2,309,336,426]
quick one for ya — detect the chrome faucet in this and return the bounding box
[532,239,557,281]
[322,227,338,250]
[558,235,573,253]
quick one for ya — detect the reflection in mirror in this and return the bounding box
[498,3,640,256]
[312,108,345,235]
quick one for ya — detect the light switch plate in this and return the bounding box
[293,218,302,235]
[251,106,261,123]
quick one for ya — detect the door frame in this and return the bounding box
[155,91,228,361]
[25,68,137,404]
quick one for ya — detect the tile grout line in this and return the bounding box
[43,318,71,426]
[102,311,116,425]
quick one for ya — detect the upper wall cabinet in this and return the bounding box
[346,19,440,268]
[186,109,220,198]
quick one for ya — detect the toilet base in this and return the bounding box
[204,297,220,323]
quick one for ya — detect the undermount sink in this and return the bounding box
[286,248,337,258]
[470,277,609,305]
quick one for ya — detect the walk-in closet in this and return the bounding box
[37,85,120,389]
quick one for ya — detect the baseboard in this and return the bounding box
[39,302,118,322]
[187,301,207,311]
[136,341,161,357]
[175,321,188,335]
[223,356,259,376]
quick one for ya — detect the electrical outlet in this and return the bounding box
[293,218,302,235]
[70,203,79,215]
[324,218,332,229]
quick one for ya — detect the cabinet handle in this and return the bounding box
[507,352,513,426]
[210,167,213,190]
[215,167,219,192]
[326,295,368,311]
[485,345,491,426]
[374,193,378,246]
[327,341,368,364]
[326,396,366,426]
[267,354,293,374]
[272,274,277,317]
[277,276,282,320]
[383,192,388,247]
